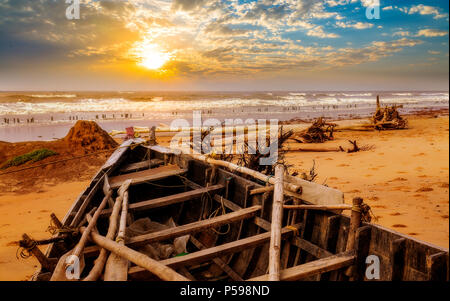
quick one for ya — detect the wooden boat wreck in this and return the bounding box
[21,139,448,281]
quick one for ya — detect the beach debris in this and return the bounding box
[292,117,337,143]
[0,148,58,170]
[299,160,318,182]
[236,127,293,175]
[64,120,118,154]
[372,96,408,130]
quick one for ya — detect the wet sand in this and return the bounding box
[0,114,448,280]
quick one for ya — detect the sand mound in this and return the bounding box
[64,121,118,154]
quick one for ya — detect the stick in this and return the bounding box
[250,186,274,195]
[268,164,285,281]
[67,190,112,268]
[104,187,130,281]
[80,227,189,281]
[83,195,122,281]
[284,204,352,210]
[187,153,302,194]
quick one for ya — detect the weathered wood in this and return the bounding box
[80,227,189,281]
[120,159,163,173]
[268,165,284,281]
[189,235,243,281]
[83,194,123,281]
[104,188,129,281]
[350,225,371,281]
[250,186,274,195]
[389,238,406,281]
[127,205,262,248]
[21,234,57,272]
[427,251,448,281]
[128,227,296,277]
[184,153,302,193]
[284,174,344,205]
[102,139,144,170]
[68,190,112,268]
[249,251,356,281]
[101,185,224,217]
[345,197,363,252]
[284,204,352,210]
[291,237,333,259]
[109,165,187,189]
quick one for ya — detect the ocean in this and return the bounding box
[0,91,448,142]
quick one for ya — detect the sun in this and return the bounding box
[137,44,171,70]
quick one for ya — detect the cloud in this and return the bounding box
[336,21,374,29]
[428,50,441,55]
[382,6,392,11]
[392,31,411,37]
[415,29,448,37]
[307,26,339,38]
[408,4,448,19]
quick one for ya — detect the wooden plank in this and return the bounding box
[285,174,344,205]
[427,251,448,281]
[128,227,296,277]
[189,235,243,281]
[101,185,224,217]
[291,237,333,259]
[127,205,262,248]
[120,159,163,173]
[284,204,352,210]
[109,165,187,189]
[349,225,371,280]
[268,164,284,281]
[248,251,356,281]
[102,139,144,170]
[389,238,406,281]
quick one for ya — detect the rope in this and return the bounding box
[208,196,230,235]
[284,225,299,236]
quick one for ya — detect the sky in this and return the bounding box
[0,0,448,91]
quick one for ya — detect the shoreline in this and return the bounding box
[0,113,448,280]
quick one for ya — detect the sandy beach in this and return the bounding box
[0,114,448,280]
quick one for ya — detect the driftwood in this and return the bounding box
[268,164,285,281]
[292,117,337,143]
[372,96,408,130]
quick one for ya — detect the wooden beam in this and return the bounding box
[127,205,262,248]
[268,165,284,281]
[80,227,189,281]
[188,236,243,281]
[389,238,406,281]
[248,251,356,281]
[120,159,163,173]
[128,227,297,277]
[284,174,344,205]
[101,185,224,217]
[250,186,273,195]
[291,237,333,259]
[109,165,187,189]
[283,204,352,211]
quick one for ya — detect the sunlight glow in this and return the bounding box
[136,43,171,70]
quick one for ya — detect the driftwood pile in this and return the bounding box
[292,117,337,143]
[371,97,408,130]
